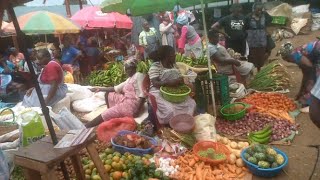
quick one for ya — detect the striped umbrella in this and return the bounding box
[3,11,80,35]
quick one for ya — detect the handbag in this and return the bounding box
[266,35,276,52]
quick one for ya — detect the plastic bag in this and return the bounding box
[72,93,106,113]
[0,150,9,180]
[50,107,85,130]
[18,110,45,147]
[230,83,248,99]
[52,95,71,113]
[97,117,136,143]
[193,114,217,142]
[291,18,308,35]
[66,84,93,102]
[64,71,74,84]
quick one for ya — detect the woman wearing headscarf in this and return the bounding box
[176,14,203,58]
[211,4,247,56]
[246,2,273,71]
[159,13,176,50]
[148,46,196,125]
[22,49,67,107]
[85,60,146,127]
[278,41,320,107]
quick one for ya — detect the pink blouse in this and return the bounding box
[178,26,200,49]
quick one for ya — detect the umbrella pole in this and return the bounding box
[45,34,47,43]
[6,3,70,180]
[200,0,217,116]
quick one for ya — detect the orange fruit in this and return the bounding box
[112,171,122,180]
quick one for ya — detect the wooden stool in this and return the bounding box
[13,131,109,180]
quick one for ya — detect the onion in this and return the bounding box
[236,158,244,167]
[229,153,237,164]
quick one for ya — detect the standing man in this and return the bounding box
[310,78,320,128]
[211,4,247,56]
[139,21,160,59]
[61,36,82,83]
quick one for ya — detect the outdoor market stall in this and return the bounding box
[2,1,316,180]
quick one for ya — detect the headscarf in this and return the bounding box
[278,42,294,58]
[176,14,189,25]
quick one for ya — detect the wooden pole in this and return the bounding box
[200,0,217,116]
[0,0,7,29]
[79,0,83,9]
[65,0,71,18]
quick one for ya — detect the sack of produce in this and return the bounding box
[66,84,93,102]
[0,150,9,180]
[193,114,217,142]
[50,107,85,130]
[97,117,136,142]
[72,93,105,113]
[18,110,45,147]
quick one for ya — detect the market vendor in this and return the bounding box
[139,21,160,59]
[208,30,254,83]
[310,78,320,128]
[61,36,82,83]
[278,41,320,107]
[176,14,202,58]
[22,49,67,107]
[8,47,25,71]
[85,60,146,128]
[148,45,196,125]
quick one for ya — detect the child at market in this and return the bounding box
[208,30,254,84]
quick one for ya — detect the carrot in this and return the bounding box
[189,159,196,167]
[202,169,209,180]
[180,158,188,164]
[227,164,236,173]
[235,167,242,175]
[241,167,248,172]
[238,172,246,178]
[195,163,203,180]
[212,170,222,175]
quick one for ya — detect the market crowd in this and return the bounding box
[1,2,320,128]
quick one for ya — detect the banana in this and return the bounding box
[250,129,272,139]
[248,135,270,144]
[251,125,272,136]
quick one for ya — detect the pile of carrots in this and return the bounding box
[170,152,248,180]
[248,106,295,124]
[241,93,296,112]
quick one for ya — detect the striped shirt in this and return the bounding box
[311,78,320,99]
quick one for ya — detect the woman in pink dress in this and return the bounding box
[85,61,146,127]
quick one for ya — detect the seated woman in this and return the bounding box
[22,49,67,107]
[279,41,320,107]
[208,30,254,84]
[85,61,146,128]
[148,45,196,125]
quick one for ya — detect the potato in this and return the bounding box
[233,150,241,158]
[243,142,249,147]
[237,142,244,149]
[230,141,238,149]
[236,158,244,167]
[229,153,237,164]
[222,137,229,144]
[216,134,222,141]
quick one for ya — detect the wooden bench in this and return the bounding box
[13,131,109,180]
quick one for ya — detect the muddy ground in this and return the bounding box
[253,31,320,180]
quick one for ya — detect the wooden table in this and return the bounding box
[13,131,109,180]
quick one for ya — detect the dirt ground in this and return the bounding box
[252,31,320,180]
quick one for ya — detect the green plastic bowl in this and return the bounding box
[220,102,247,121]
[160,86,191,103]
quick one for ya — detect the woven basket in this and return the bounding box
[0,108,18,136]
